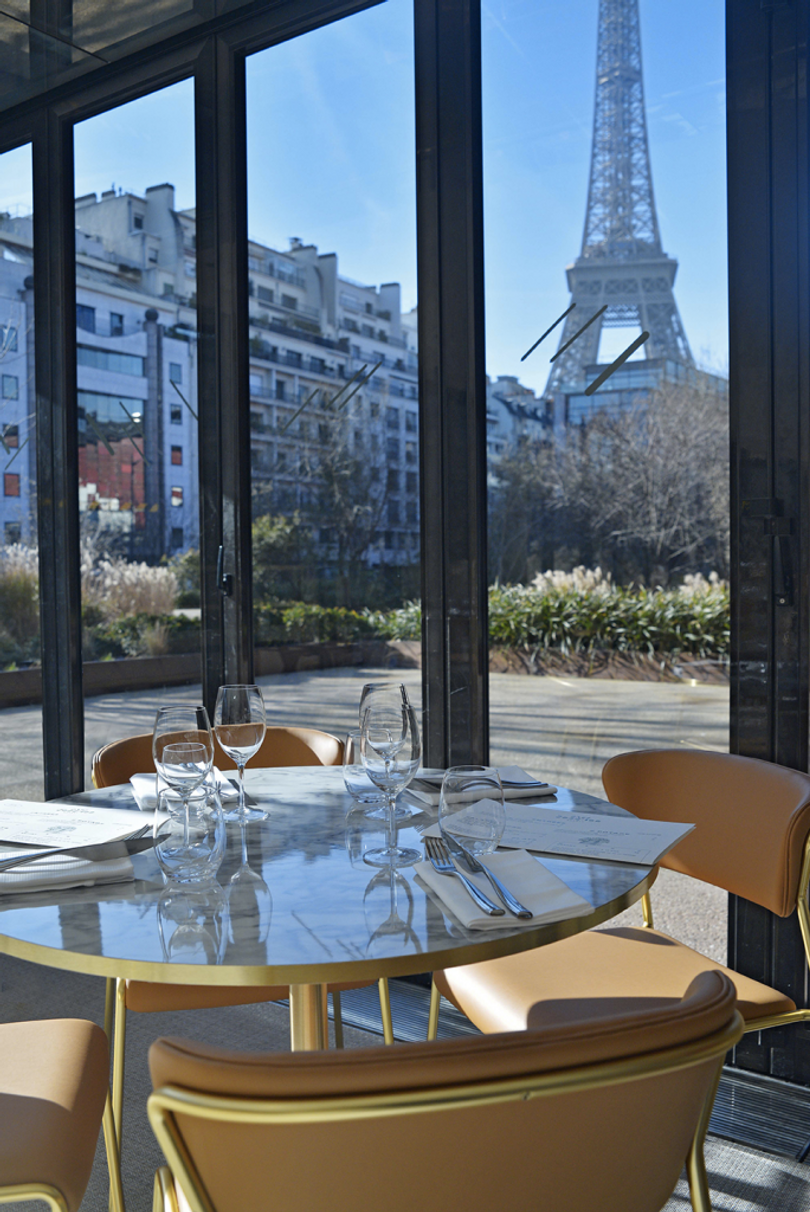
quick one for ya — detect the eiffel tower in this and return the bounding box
[546,0,693,394]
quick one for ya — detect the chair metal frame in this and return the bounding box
[148,1009,744,1212]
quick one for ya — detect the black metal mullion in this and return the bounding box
[415,0,488,767]
[195,36,252,715]
[32,106,82,798]
[727,0,810,1084]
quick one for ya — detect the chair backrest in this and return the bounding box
[602,748,810,916]
[148,971,741,1212]
[92,726,344,788]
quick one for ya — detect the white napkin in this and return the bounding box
[0,853,134,895]
[416,848,593,931]
[407,766,557,809]
[130,769,239,811]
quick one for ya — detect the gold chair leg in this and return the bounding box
[685,1063,723,1212]
[427,977,441,1041]
[111,978,127,1146]
[104,977,115,1043]
[641,891,654,928]
[103,1090,126,1212]
[332,991,344,1049]
[378,978,394,1044]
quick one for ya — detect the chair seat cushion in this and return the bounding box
[126,978,375,1012]
[0,1018,108,1212]
[436,927,797,1034]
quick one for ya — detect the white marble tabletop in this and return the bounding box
[0,767,655,990]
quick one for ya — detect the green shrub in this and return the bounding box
[85,613,201,659]
[488,575,729,658]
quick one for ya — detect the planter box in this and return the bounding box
[0,640,422,708]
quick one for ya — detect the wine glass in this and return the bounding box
[360,702,421,868]
[438,766,506,857]
[153,705,214,804]
[213,685,267,822]
[359,682,411,729]
[343,730,413,821]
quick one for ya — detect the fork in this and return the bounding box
[445,837,533,919]
[424,836,504,916]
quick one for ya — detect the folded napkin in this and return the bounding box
[415,848,592,931]
[407,766,557,809]
[0,852,134,895]
[130,769,239,811]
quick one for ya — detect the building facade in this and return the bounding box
[0,182,421,569]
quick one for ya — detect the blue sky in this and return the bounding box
[5,0,728,393]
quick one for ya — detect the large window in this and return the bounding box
[482,0,729,794]
[246,0,419,670]
[73,80,200,780]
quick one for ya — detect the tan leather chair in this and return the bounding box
[432,749,810,1041]
[92,725,344,788]
[0,1017,123,1212]
[93,726,391,1157]
[148,970,742,1212]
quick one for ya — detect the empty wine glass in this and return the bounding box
[153,705,214,803]
[344,731,413,821]
[360,702,421,868]
[214,685,267,822]
[359,682,411,728]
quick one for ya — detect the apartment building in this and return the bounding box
[0,181,421,568]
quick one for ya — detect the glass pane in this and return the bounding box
[0,143,44,799]
[73,82,201,784]
[246,1,420,725]
[483,4,728,951]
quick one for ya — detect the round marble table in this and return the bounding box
[0,767,656,1048]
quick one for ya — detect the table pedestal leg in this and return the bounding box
[289,983,328,1050]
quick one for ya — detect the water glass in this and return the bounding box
[154,780,226,884]
[438,766,506,857]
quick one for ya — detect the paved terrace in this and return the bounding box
[0,667,729,958]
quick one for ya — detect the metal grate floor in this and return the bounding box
[339,981,810,1160]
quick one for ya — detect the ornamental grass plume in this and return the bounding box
[81,553,178,621]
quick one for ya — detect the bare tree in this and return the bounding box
[489,378,729,585]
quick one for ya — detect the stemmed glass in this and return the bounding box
[213,685,267,822]
[152,706,215,867]
[360,702,421,868]
[153,705,214,807]
[359,682,411,728]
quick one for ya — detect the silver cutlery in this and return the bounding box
[445,836,532,918]
[0,834,160,874]
[424,836,504,916]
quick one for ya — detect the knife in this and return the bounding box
[444,834,533,919]
[0,834,160,874]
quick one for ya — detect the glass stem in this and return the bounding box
[237,762,246,817]
[386,792,397,854]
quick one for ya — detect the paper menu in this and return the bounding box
[497,805,694,866]
[0,799,147,849]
